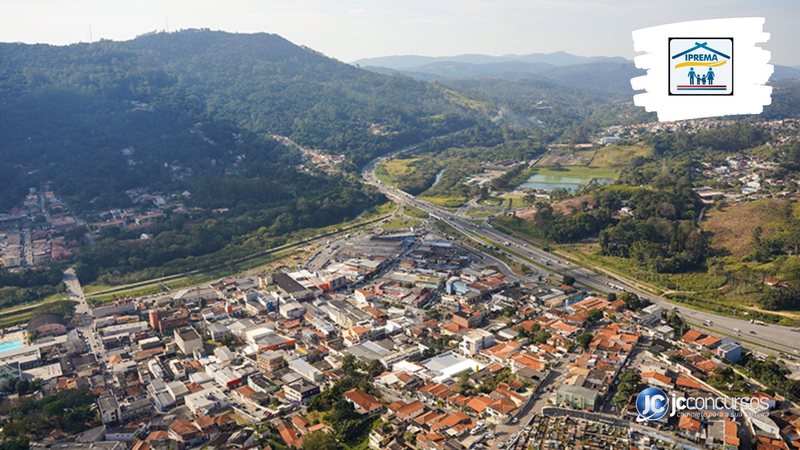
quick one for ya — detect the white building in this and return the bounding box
[460,329,495,356]
[184,386,229,416]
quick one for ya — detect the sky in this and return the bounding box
[1,0,799,65]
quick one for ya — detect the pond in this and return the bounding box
[518,173,613,192]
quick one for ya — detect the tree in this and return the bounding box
[576,333,593,350]
[586,309,603,323]
[302,431,341,450]
[341,354,358,375]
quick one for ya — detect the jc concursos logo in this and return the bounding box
[636,387,669,422]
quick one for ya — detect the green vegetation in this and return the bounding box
[0,300,75,328]
[0,29,480,297]
[381,216,421,230]
[589,142,653,168]
[707,367,751,396]
[84,203,394,302]
[613,370,641,407]
[740,354,800,402]
[376,127,545,204]
[304,355,380,449]
[575,333,593,349]
[0,389,97,442]
[0,266,65,311]
[524,165,618,182]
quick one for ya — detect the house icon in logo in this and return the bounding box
[669,38,733,95]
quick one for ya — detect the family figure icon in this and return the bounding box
[687,67,715,85]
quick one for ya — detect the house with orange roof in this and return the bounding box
[343,325,373,346]
[641,371,673,389]
[676,376,705,391]
[696,334,722,349]
[548,320,578,337]
[440,321,468,335]
[418,383,453,402]
[725,418,740,447]
[393,400,427,422]
[130,441,151,450]
[143,430,170,447]
[512,353,546,372]
[480,341,522,362]
[414,410,445,428]
[465,395,493,415]
[416,431,446,450]
[694,359,719,375]
[344,388,383,415]
[276,419,303,448]
[682,329,704,343]
[755,435,789,450]
[570,296,611,312]
[494,385,527,407]
[168,418,202,446]
[429,412,470,432]
[485,398,518,424]
[678,415,702,440]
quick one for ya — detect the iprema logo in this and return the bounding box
[668,38,734,96]
[636,387,669,422]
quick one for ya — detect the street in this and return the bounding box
[362,150,800,357]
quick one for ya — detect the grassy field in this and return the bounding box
[0,300,76,327]
[418,196,467,207]
[403,205,430,219]
[558,242,799,325]
[381,216,421,230]
[375,157,421,186]
[589,143,653,168]
[702,199,800,258]
[526,165,619,181]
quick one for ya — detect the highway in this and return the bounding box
[363,152,800,357]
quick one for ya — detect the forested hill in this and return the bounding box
[0,29,478,210]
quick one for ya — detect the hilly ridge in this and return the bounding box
[0,29,478,210]
[0,30,482,288]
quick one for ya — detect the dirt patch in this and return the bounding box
[552,195,597,216]
[513,207,538,220]
[702,199,795,258]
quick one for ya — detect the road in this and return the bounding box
[362,150,800,356]
[63,268,105,360]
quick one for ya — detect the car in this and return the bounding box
[498,443,505,449]
[750,330,757,334]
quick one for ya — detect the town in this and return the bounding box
[0,215,796,450]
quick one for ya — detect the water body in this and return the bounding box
[518,173,613,192]
[0,339,23,354]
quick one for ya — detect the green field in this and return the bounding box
[381,216,421,230]
[589,143,653,168]
[528,165,619,180]
[418,196,467,207]
[375,157,421,186]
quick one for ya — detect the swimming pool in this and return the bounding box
[0,339,24,354]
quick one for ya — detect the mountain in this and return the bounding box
[772,64,800,81]
[0,30,483,287]
[357,52,800,97]
[353,51,629,70]
[0,29,478,211]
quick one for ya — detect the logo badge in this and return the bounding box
[636,387,669,422]
[669,38,733,95]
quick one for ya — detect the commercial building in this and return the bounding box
[174,328,203,356]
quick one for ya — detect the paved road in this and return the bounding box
[362,151,800,356]
[64,269,105,360]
